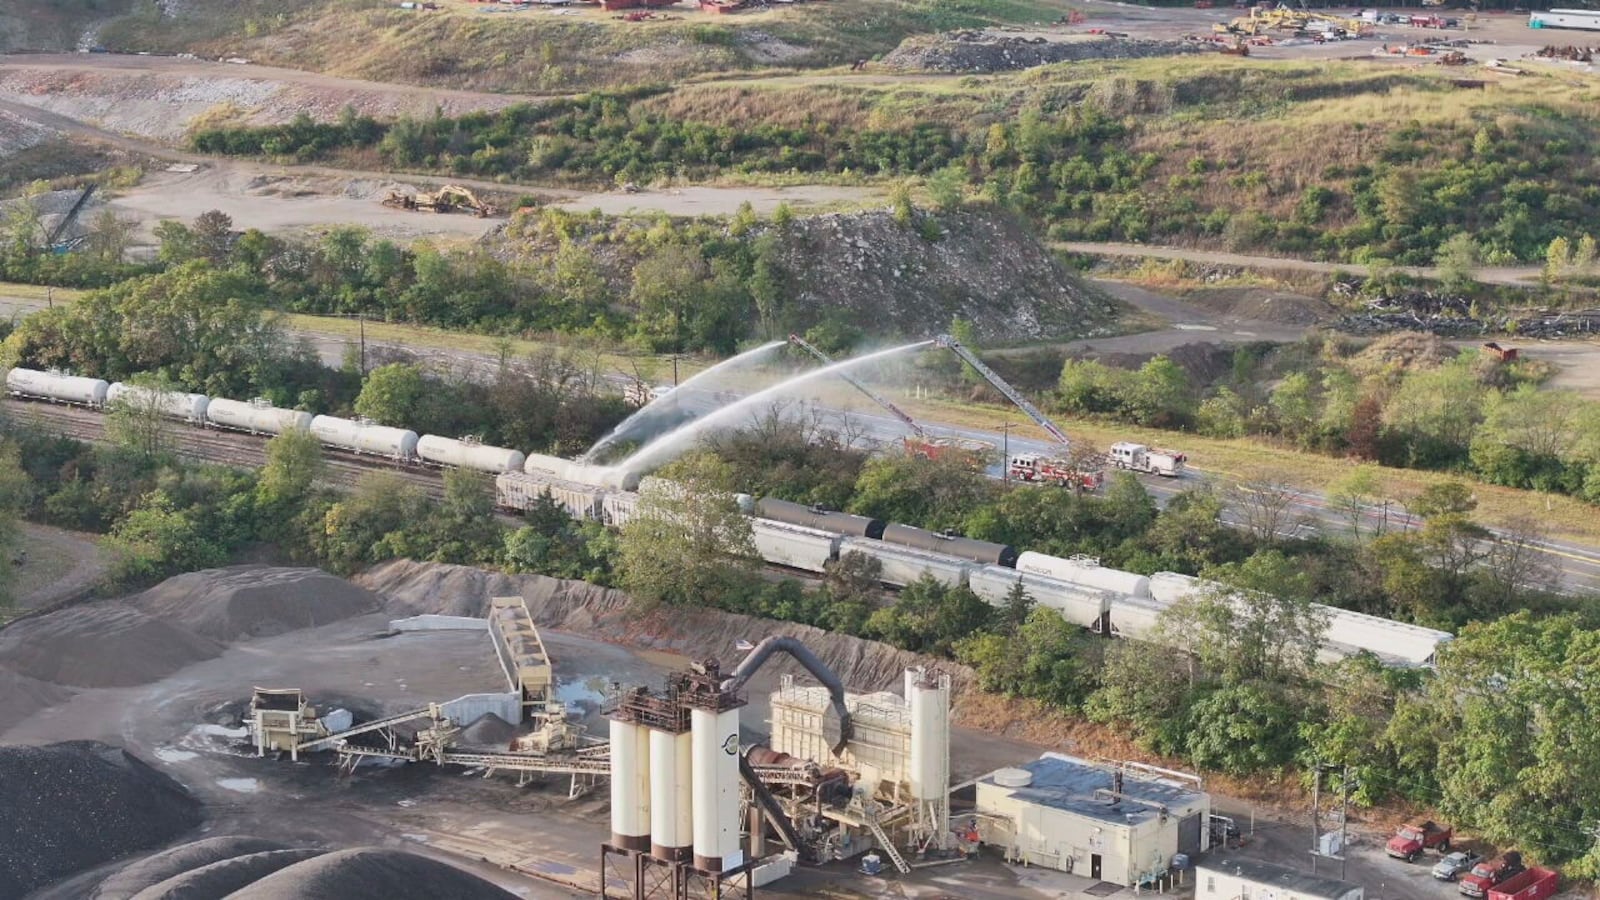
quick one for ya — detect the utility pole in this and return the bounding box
[358,312,366,376]
[1001,423,1013,485]
[1310,764,1323,875]
[46,287,53,310]
[1338,765,1351,881]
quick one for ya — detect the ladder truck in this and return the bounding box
[933,334,1105,490]
[787,334,992,466]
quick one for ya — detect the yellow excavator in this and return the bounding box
[382,184,499,217]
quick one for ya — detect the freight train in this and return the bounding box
[7,367,1452,666]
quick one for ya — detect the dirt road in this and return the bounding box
[1057,240,1543,287]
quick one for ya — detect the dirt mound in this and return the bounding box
[129,566,381,643]
[0,742,202,898]
[883,31,1207,73]
[1090,341,1236,386]
[0,666,74,732]
[1350,332,1456,374]
[130,849,327,900]
[95,836,294,900]
[1183,287,1335,326]
[771,208,1115,343]
[357,560,971,695]
[459,712,517,749]
[0,604,224,689]
[225,847,516,900]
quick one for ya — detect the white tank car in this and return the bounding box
[751,518,840,573]
[106,383,209,423]
[1015,551,1152,599]
[310,415,419,460]
[838,537,971,589]
[417,435,525,474]
[6,368,110,407]
[206,398,313,435]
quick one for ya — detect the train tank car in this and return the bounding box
[755,498,885,540]
[310,415,419,461]
[880,523,1017,568]
[206,398,313,435]
[524,453,642,492]
[6,368,110,407]
[106,382,209,424]
[1016,551,1152,599]
[417,435,526,474]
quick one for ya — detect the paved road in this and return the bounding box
[1057,240,1543,287]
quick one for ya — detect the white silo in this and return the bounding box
[608,719,651,852]
[908,667,952,849]
[690,706,744,873]
[649,728,694,861]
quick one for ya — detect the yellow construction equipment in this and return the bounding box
[1214,6,1368,36]
[382,184,499,217]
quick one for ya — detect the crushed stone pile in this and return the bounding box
[225,847,518,900]
[96,836,292,900]
[882,31,1209,73]
[0,567,381,703]
[768,209,1116,343]
[129,849,327,900]
[0,742,202,899]
[358,560,972,696]
[0,666,74,731]
[129,566,381,643]
[459,712,517,749]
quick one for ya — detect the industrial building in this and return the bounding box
[1197,857,1364,900]
[974,753,1210,886]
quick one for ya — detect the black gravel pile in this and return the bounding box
[129,849,327,900]
[0,742,201,898]
[96,836,291,900]
[228,848,518,900]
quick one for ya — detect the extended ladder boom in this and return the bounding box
[934,334,1072,448]
[788,334,926,438]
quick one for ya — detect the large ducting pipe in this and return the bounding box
[649,729,693,861]
[608,719,651,852]
[690,706,744,873]
[720,636,853,755]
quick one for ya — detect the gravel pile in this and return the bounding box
[226,848,517,900]
[129,849,327,900]
[459,712,516,749]
[0,742,202,899]
[129,566,380,643]
[95,836,292,900]
[0,666,73,732]
[0,566,381,698]
[883,31,1208,72]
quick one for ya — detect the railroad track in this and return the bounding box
[2,398,448,500]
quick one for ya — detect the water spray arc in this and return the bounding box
[615,340,934,474]
[579,340,787,463]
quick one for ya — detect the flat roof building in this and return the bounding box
[974,753,1210,886]
[1198,857,1363,900]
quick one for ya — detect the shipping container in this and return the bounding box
[6,368,110,407]
[310,415,419,460]
[106,382,209,423]
[417,435,525,474]
[881,523,1018,568]
[752,519,840,573]
[755,498,885,539]
[1017,552,1153,598]
[838,537,970,588]
[205,398,313,435]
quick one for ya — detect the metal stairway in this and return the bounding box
[864,808,911,874]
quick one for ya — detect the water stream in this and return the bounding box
[615,340,934,474]
[579,339,787,463]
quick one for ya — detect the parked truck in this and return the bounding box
[1108,442,1187,477]
[1387,821,1453,861]
[1460,853,1525,898]
[1487,868,1558,900]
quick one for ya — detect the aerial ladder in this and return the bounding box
[933,334,1103,489]
[786,334,991,465]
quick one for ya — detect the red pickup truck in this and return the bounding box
[1488,868,1558,900]
[1387,821,1453,861]
[1460,854,1525,898]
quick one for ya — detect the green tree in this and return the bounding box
[424,468,503,565]
[1086,639,1192,756]
[1160,550,1328,684]
[105,377,176,462]
[0,442,30,609]
[1434,233,1480,294]
[354,363,428,426]
[1326,464,1391,542]
[1184,681,1305,775]
[108,491,229,584]
[1127,355,1194,426]
[1546,235,1573,282]
[850,452,995,532]
[315,473,430,573]
[618,453,756,608]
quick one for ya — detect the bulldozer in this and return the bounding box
[382,184,499,217]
